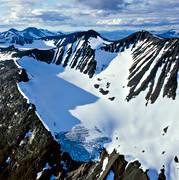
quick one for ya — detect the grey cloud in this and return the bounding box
[1,0,36,7]
[75,0,130,10]
[34,11,71,22]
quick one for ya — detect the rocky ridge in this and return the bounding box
[9,30,179,104]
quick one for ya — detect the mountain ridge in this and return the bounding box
[10,30,179,104]
[0,28,179,179]
[0,27,64,45]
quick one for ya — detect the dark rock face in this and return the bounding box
[18,69,29,82]
[127,37,179,104]
[99,88,109,95]
[0,45,18,53]
[12,48,55,64]
[0,60,83,180]
[94,84,100,89]
[65,150,149,180]
[120,161,148,180]
[174,156,179,163]
[109,97,115,101]
[158,168,166,180]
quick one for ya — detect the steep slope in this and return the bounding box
[100,31,179,104]
[0,29,179,179]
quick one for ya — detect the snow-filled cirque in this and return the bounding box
[1,30,179,179]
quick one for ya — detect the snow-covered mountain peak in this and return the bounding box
[8,28,18,33]
[0,27,64,45]
[22,27,63,39]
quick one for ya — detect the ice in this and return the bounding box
[147,169,159,180]
[106,170,114,180]
[17,83,30,103]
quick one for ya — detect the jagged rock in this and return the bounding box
[12,48,55,64]
[174,156,179,163]
[64,149,150,180]
[99,88,109,95]
[158,168,166,180]
[94,84,100,89]
[120,161,148,180]
[18,68,29,82]
[112,154,127,179]
[106,82,110,88]
[109,97,115,101]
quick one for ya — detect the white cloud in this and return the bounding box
[97,18,122,25]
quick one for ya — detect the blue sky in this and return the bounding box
[0,0,178,32]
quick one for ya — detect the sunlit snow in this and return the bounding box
[15,37,179,179]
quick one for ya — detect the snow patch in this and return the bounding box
[100,157,108,177]
[6,157,10,163]
[88,36,110,49]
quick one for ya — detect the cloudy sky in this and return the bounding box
[0,0,178,32]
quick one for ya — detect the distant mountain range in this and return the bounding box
[0,27,178,47]
[0,27,63,45]
[151,29,179,38]
[99,29,179,40]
